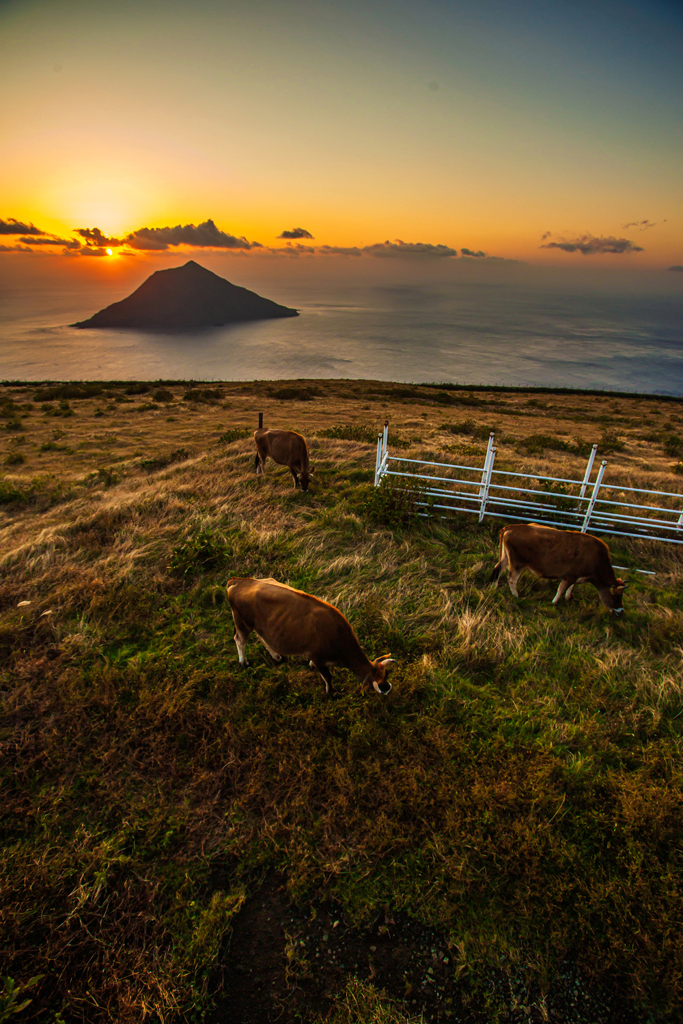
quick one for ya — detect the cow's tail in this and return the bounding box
[488,528,508,583]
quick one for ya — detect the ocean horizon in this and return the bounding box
[2,266,682,393]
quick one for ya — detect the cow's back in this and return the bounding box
[228,577,351,656]
[254,428,308,467]
[503,524,614,580]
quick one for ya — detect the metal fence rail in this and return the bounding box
[374,423,683,545]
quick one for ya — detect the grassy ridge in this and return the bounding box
[1,380,682,1022]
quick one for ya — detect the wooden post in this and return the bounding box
[258,412,263,429]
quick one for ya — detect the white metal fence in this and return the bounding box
[374,423,683,546]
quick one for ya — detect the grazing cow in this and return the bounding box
[254,427,312,491]
[226,576,396,695]
[489,523,627,615]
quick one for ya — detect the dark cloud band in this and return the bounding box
[541,234,643,255]
[278,227,314,239]
[125,219,255,250]
[0,218,46,236]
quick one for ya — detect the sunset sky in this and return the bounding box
[1,0,682,276]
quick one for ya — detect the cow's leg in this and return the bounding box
[507,567,522,598]
[564,576,589,601]
[489,543,509,587]
[256,632,282,663]
[231,608,252,666]
[255,443,267,475]
[311,661,333,696]
[290,465,300,489]
[552,579,573,604]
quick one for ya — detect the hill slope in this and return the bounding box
[73,260,299,329]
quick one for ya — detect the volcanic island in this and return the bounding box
[73,260,299,330]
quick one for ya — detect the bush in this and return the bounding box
[169,525,229,576]
[663,435,683,458]
[318,425,411,449]
[33,384,103,401]
[317,424,378,444]
[361,477,431,528]
[125,383,150,396]
[433,390,488,407]
[138,448,191,472]
[218,428,249,444]
[267,386,320,401]
[444,420,495,441]
[183,388,223,404]
[153,389,174,403]
[598,430,626,454]
[518,433,572,454]
[4,452,25,466]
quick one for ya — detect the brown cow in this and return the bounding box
[226,576,396,695]
[489,523,627,615]
[254,427,312,491]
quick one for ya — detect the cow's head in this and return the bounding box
[609,578,628,615]
[367,654,396,695]
[298,467,313,492]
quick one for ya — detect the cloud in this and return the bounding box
[362,239,459,258]
[460,248,486,258]
[317,245,363,256]
[540,233,643,255]
[273,239,466,259]
[125,218,255,250]
[623,219,666,231]
[278,226,314,239]
[75,226,123,247]
[77,246,111,257]
[0,218,46,235]
[666,265,683,272]
[20,235,80,248]
[0,243,33,252]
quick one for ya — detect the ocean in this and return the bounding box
[1,262,682,392]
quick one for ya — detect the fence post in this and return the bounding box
[581,460,607,533]
[383,419,389,456]
[478,435,496,523]
[580,444,598,498]
[258,412,263,429]
[374,433,383,487]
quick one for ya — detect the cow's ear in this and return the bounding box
[617,578,628,589]
[377,654,396,670]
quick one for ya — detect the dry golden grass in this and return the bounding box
[1,379,682,1023]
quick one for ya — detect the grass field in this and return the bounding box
[1,379,682,1023]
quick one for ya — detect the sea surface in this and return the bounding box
[1,271,682,392]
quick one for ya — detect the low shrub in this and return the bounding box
[663,435,683,458]
[169,525,229,576]
[598,430,626,454]
[138,448,191,472]
[267,386,320,401]
[125,383,151,396]
[360,477,431,528]
[153,389,174,403]
[184,388,223,404]
[33,383,103,401]
[4,452,25,466]
[317,424,378,444]
[444,420,495,441]
[318,424,411,449]
[518,433,573,454]
[218,428,250,444]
